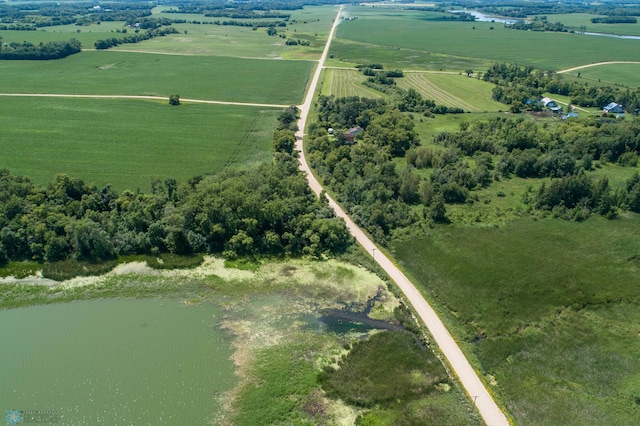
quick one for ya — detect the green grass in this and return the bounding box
[327,38,490,71]
[334,6,640,71]
[392,216,640,424]
[397,73,506,112]
[561,63,640,89]
[0,50,312,104]
[321,68,385,98]
[0,97,277,191]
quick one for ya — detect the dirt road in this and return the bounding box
[0,93,288,108]
[294,7,509,426]
[558,61,640,74]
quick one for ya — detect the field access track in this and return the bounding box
[0,93,288,109]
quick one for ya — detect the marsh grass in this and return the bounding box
[320,330,481,425]
[393,216,640,424]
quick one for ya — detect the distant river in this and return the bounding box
[449,10,520,25]
[583,31,640,40]
[452,9,640,40]
[0,299,235,424]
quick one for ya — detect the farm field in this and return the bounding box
[327,38,490,71]
[397,73,506,112]
[560,63,640,89]
[0,97,277,191]
[321,68,384,99]
[0,51,312,104]
[392,216,640,425]
[334,6,640,71]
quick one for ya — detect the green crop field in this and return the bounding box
[320,68,384,98]
[561,63,640,88]
[327,38,490,71]
[0,97,277,191]
[334,6,640,71]
[397,73,506,112]
[0,50,312,104]
[392,216,640,425]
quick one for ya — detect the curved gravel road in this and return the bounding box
[294,7,510,426]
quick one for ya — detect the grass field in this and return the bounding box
[392,216,640,425]
[397,73,506,112]
[560,63,640,88]
[0,50,312,104]
[327,38,490,71]
[320,68,384,98]
[334,6,640,71]
[0,97,277,191]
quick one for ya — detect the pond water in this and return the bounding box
[0,299,235,425]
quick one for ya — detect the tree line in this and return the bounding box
[95,27,179,50]
[0,39,81,60]
[0,154,351,266]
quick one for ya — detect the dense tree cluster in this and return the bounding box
[435,115,640,174]
[0,155,351,265]
[0,39,81,60]
[94,27,179,50]
[484,62,640,111]
[308,96,441,242]
[308,94,640,237]
[507,17,569,32]
[591,16,637,24]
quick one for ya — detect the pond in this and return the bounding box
[0,299,235,424]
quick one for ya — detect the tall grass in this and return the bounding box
[393,216,640,424]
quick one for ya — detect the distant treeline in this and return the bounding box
[465,1,640,19]
[95,27,179,50]
[591,16,637,24]
[0,39,81,60]
[210,19,287,28]
[0,3,152,27]
[155,0,340,14]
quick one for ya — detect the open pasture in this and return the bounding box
[397,73,505,112]
[0,97,277,191]
[0,50,312,104]
[393,216,640,425]
[320,68,384,98]
[336,6,640,71]
[560,62,640,88]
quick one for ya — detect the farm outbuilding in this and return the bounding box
[344,126,363,143]
[603,102,624,114]
[541,97,557,108]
